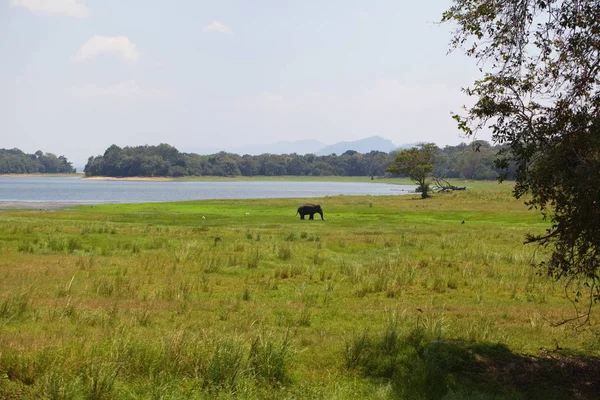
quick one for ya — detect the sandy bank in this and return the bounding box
[0,174,174,181]
[82,176,174,181]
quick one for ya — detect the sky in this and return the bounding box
[0,0,486,166]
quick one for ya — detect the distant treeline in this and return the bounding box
[84,144,393,178]
[0,149,76,174]
[435,141,515,180]
[84,141,513,179]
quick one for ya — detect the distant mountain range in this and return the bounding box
[315,136,396,155]
[190,136,418,156]
[191,139,325,156]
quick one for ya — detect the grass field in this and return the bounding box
[1,181,599,399]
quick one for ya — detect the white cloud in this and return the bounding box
[73,35,141,63]
[11,0,88,17]
[68,81,160,97]
[203,21,233,35]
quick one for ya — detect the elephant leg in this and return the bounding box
[309,213,314,220]
[300,214,305,220]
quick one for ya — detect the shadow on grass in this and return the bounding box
[345,327,600,399]
[441,341,600,399]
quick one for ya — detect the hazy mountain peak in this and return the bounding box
[188,136,400,156]
[315,136,397,155]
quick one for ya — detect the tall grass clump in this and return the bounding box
[277,244,293,261]
[296,307,312,327]
[81,360,121,400]
[0,293,30,322]
[248,334,291,386]
[241,287,251,301]
[344,317,403,378]
[66,237,83,253]
[203,252,220,273]
[17,240,35,253]
[46,236,66,252]
[246,248,260,269]
[0,348,59,389]
[284,232,297,242]
[37,368,80,399]
[203,340,245,391]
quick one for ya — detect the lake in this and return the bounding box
[0,176,415,208]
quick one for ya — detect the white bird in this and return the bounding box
[245,212,250,215]
[202,216,206,219]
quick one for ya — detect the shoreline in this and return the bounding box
[82,176,175,181]
[0,174,175,181]
[0,201,95,210]
[0,173,83,178]
[0,174,417,185]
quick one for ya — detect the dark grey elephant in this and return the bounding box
[296,204,324,220]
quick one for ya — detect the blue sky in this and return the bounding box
[1,0,484,165]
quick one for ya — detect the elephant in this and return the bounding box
[296,204,324,220]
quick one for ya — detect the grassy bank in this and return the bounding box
[1,182,599,399]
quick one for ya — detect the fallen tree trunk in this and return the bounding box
[432,177,467,192]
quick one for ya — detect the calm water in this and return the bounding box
[0,176,415,205]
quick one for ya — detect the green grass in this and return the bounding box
[1,181,599,399]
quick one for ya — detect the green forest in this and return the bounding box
[0,141,512,179]
[82,141,512,179]
[0,149,77,174]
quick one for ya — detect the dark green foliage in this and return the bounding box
[0,148,76,174]
[84,144,397,178]
[83,142,512,179]
[434,140,514,180]
[443,0,600,309]
[84,143,185,177]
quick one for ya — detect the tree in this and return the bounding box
[286,155,307,176]
[238,155,260,176]
[443,1,600,316]
[386,144,437,199]
[0,149,76,174]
